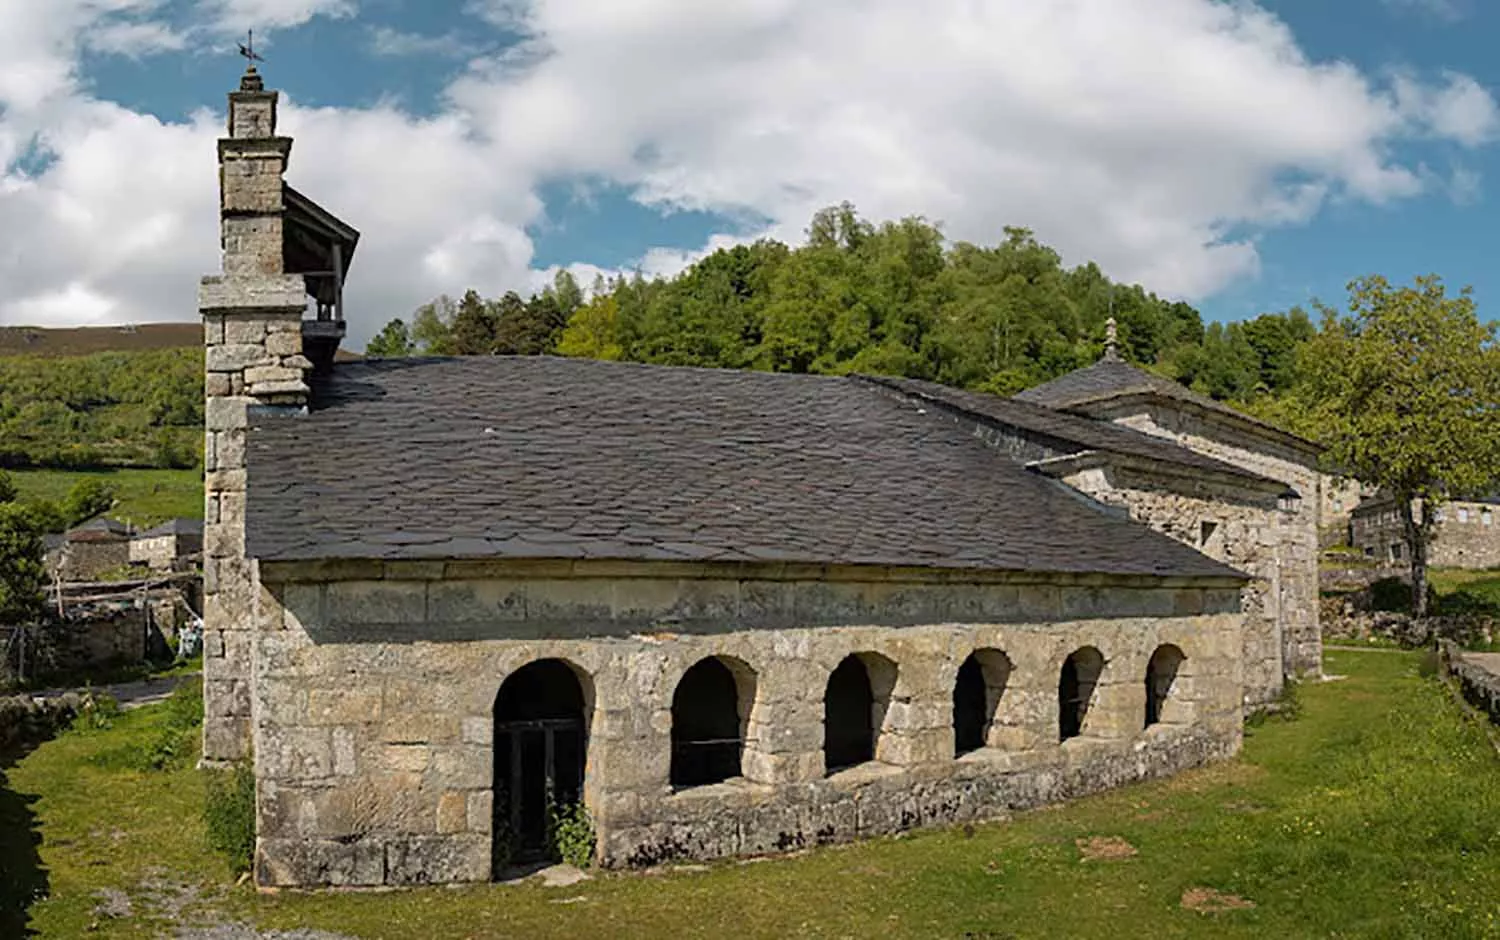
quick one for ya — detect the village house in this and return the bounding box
[129,518,205,572]
[200,66,1320,887]
[1350,493,1500,569]
[47,516,131,583]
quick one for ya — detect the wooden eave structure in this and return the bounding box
[283,183,359,324]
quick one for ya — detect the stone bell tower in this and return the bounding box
[199,63,314,762]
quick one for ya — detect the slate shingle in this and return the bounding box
[1013,358,1318,449]
[864,375,1283,486]
[244,356,1246,580]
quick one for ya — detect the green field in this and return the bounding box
[10,468,201,528]
[1431,568,1500,610]
[4,649,1500,938]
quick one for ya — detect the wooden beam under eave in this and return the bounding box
[332,241,344,323]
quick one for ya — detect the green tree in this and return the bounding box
[410,295,458,355]
[1301,274,1500,616]
[557,293,625,361]
[62,479,115,525]
[0,502,45,625]
[450,289,497,355]
[0,470,16,505]
[366,318,416,357]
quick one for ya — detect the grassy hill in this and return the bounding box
[0,323,200,357]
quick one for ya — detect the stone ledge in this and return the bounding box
[199,275,307,313]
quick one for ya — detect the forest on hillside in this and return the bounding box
[0,348,201,471]
[368,203,1321,434]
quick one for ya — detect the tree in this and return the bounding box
[450,289,497,355]
[0,470,16,505]
[62,478,115,526]
[366,318,416,357]
[410,295,458,355]
[1302,274,1500,616]
[0,503,45,625]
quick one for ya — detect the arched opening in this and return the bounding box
[954,648,1011,756]
[671,656,755,788]
[1058,647,1104,742]
[492,659,591,872]
[823,652,896,774]
[1145,644,1186,728]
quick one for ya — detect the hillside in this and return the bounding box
[0,323,201,357]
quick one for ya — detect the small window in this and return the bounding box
[1483,510,1493,527]
[1389,543,1404,562]
[1459,508,1471,524]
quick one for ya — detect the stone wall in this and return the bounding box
[1086,400,1322,679]
[1446,647,1500,726]
[249,560,1244,886]
[56,539,131,582]
[1059,463,1285,705]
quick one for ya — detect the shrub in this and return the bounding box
[140,679,203,770]
[547,799,595,868]
[204,760,256,874]
[70,686,121,732]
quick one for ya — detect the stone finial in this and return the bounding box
[1104,317,1120,361]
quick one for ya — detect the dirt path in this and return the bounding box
[30,672,198,711]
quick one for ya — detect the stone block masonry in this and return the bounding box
[199,67,311,763]
[250,562,1245,886]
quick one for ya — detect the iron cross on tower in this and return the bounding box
[236,30,264,67]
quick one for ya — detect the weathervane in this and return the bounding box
[236,30,264,68]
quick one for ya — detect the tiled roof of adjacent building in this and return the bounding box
[1014,358,1318,450]
[862,376,1285,488]
[244,357,1246,580]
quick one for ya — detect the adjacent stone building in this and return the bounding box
[200,67,1319,888]
[1350,493,1500,569]
[48,517,132,582]
[129,518,204,572]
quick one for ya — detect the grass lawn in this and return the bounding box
[9,468,201,528]
[1431,568,1500,610]
[6,650,1500,938]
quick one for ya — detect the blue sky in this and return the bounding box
[1,0,1496,342]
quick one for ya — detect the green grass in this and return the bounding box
[1431,568,1500,610]
[7,651,1500,938]
[9,468,201,528]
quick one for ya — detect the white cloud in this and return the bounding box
[1,0,1498,343]
[368,26,475,59]
[203,0,356,33]
[84,20,188,57]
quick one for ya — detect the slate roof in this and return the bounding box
[244,357,1245,581]
[1014,358,1318,450]
[139,518,204,538]
[67,516,129,542]
[862,376,1284,488]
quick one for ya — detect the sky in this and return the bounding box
[1,0,1497,348]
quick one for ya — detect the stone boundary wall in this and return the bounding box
[1444,647,1500,726]
[249,566,1244,886]
[0,693,81,757]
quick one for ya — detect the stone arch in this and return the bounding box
[492,658,593,873]
[670,655,758,788]
[1145,644,1187,728]
[953,648,1012,756]
[1058,646,1104,742]
[823,651,897,774]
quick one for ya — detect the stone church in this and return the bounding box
[199,67,1321,887]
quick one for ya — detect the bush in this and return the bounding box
[140,679,203,771]
[70,686,121,732]
[547,800,595,868]
[204,760,256,874]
